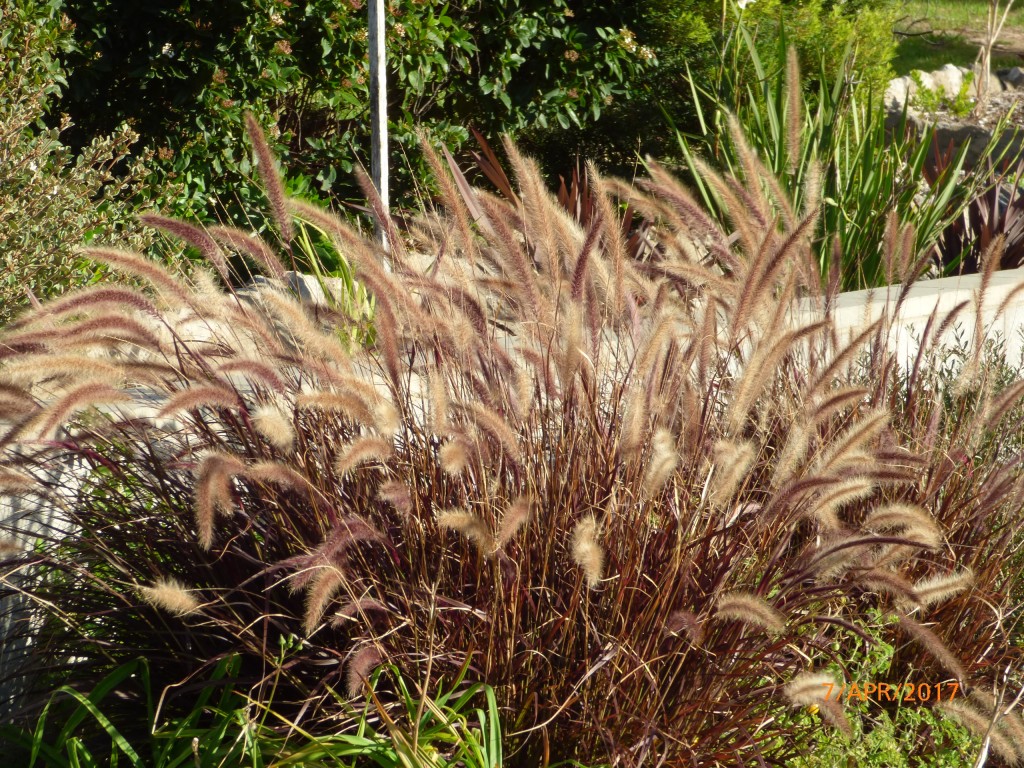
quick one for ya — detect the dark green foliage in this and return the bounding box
[0,0,152,324]
[49,0,655,219]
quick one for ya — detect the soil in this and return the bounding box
[914,28,1024,130]
[972,89,1024,130]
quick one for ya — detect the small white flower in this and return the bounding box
[161,42,173,56]
[737,0,755,8]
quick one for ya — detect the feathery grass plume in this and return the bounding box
[157,384,241,419]
[0,537,23,556]
[501,137,561,284]
[812,386,870,423]
[437,509,494,555]
[970,690,1024,755]
[3,354,124,389]
[807,476,875,530]
[644,427,679,495]
[285,198,423,326]
[863,503,942,549]
[897,615,967,682]
[559,303,585,389]
[464,402,523,466]
[140,214,231,284]
[570,209,602,303]
[0,384,37,414]
[244,113,294,245]
[589,166,626,318]
[0,467,40,493]
[813,409,890,473]
[723,115,772,233]
[346,645,383,698]
[297,390,374,425]
[335,436,393,475]
[252,404,295,452]
[664,610,704,645]
[439,437,471,476]
[726,214,814,340]
[938,699,1021,765]
[61,314,164,350]
[476,195,544,325]
[784,671,839,707]
[209,225,287,281]
[726,327,802,435]
[785,46,802,177]
[417,134,479,266]
[372,399,400,438]
[495,495,532,551]
[333,598,389,626]
[617,383,648,457]
[304,565,347,635]
[859,569,920,604]
[366,290,403,392]
[138,577,201,617]
[632,312,676,385]
[427,369,449,434]
[640,163,738,271]
[247,461,313,497]
[715,592,786,635]
[913,569,975,610]
[772,418,810,486]
[193,452,246,550]
[870,542,927,572]
[256,288,352,368]
[571,516,604,589]
[709,439,755,510]
[30,381,132,440]
[817,698,854,739]
[217,358,288,393]
[7,287,155,335]
[804,532,875,581]
[79,249,191,305]
[377,481,412,516]
[985,379,1024,431]
[959,235,1007,393]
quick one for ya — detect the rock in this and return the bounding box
[885,63,1024,174]
[1001,66,1024,89]
[967,65,1007,97]
[909,69,937,97]
[885,76,912,111]
[931,63,965,98]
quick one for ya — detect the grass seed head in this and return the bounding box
[138,578,201,617]
[571,516,604,589]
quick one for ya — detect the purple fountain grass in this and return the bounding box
[0,116,1023,768]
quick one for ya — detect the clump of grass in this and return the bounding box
[2,117,1024,766]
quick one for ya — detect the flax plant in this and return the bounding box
[2,117,1024,766]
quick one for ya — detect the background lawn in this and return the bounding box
[894,0,1024,74]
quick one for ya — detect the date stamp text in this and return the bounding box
[821,681,959,704]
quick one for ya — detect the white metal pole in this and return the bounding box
[368,0,389,250]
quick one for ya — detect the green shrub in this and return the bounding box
[677,23,1004,289]
[2,123,1023,766]
[0,0,151,325]
[741,0,898,98]
[521,0,898,185]
[50,0,657,220]
[0,656,504,767]
[910,70,976,118]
